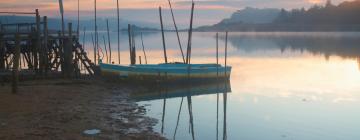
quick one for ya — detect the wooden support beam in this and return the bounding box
[43,16,49,74]
[12,33,20,94]
[34,9,40,73]
[0,27,5,69]
[63,23,74,78]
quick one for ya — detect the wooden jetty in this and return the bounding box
[0,9,96,86]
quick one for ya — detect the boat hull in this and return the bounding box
[100,63,231,82]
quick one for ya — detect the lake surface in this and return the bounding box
[82,31,360,140]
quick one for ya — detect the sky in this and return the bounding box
[0,0,352,27]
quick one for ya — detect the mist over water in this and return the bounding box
[82,31,360,140]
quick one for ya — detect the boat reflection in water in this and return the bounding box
[131,81,231,140]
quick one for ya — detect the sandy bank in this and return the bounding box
[0,78,165,140]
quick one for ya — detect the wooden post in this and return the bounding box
[102,36,108,63]
[106,19,111,63]
[12,33,20,94]
[77,0,80,37]
[117,0,120,64]
[186,3,195,64]
[35,9,40,74]
[91,33,96,64]
[225,31,228,78]
[139,56,142,64]
[167,0,185,63]
[43,16,49,75]
[63,23,73,77]
[58,0,65,36]
[127,24,133,65]
[82,27,86,50]
[159,7,168,64]
[140,32,147,64]
[94,0,98,65]
[0,25,4,69]
[216,32,219,77]
[131,29,136,65]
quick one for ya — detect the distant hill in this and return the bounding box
[197,0,360,32]
[219,7,280,24]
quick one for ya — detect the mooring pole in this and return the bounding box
[216,32,219,77]
[102,35,108,63]
[186,3,195,64]
[94,0,98,65]
[159,7,168,64]
[106,19,112,63]
[91,33,96,64]
[225,31,228,78]
[131,29,136,65]
[139,56,142,64]
[167,0,185,63]
[127,24,133,65]
[12,33,20,94]
[82,27,86,50]
[140,32,148,64]
[117,0,120,64]
[77,0,80,37]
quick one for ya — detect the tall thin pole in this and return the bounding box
[216,32,219,77]
[82,27,86,50]
[94,0,98,65]
[186,3,195,64]
[127,24,133,65]
[131,28,136,65]
[103,36,108,63]
[225,31,228,77]
[167,0,185,63]
[106,19,112,63]
[91,33,96,63]
[117,0,120,64]
[140,32,147,64]
[159,7,168,64]
[58,0,65,36]
[77,0,80,37]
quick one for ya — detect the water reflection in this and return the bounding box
[132,81,231,140]
[224,32,360,59]
[114,32,360,140]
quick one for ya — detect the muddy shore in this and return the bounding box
[0,78,165,140]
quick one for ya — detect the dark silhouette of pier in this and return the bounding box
[0,9,96,93]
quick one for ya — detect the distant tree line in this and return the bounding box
[197,0,360,31]
[274,0,360,25]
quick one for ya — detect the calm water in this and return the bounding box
[83,31,360,140]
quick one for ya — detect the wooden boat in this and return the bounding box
[99,60,231,82]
